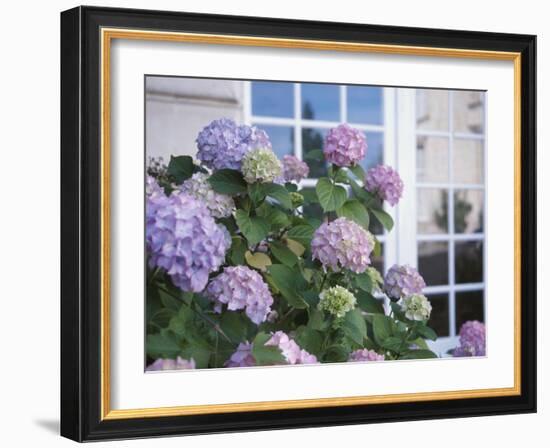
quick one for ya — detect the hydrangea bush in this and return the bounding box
[145,117,480,370]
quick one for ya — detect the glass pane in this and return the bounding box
[418,241,449,286]
[301,83,339,121]
[455,290,485,334]
[252,81,293,118]
[416,136,449,183]
[426,293,449,337]
[371,242,384,273]
[455,241,483,284]
[361,131,384,171]
[417,188,448,234]
[302,127,328,178]
[347,86,383,125]
[416,89,449,131]
[453,90,484,134]
[453,139,484,184]
[301,187,324,222]
[255,125,294,160]
[454,190,484,234]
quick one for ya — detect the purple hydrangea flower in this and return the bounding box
[179,172,235,218]
[282,155,310,182]
[348,349,385,362]
[146,177,230,293]
[265,331,318,365]
[196,118,271,171]
[323,124,367,167]
[383,264,426,300]
[311,217,375,273]
[453,320,486,357]
[365,164,404,206]
[205,266,274,325]
[146,357,196,371]
[225,342,256,367]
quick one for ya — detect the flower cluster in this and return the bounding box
[241,148,282,184]
[312,217,375,273]
[196,118,271,171]
[225,342,256,368]
[318,286,357,318]
[323,123,367,167]
[400,294,432,321]
[179,172,235,218]
[206,266,274,324]
[146,178,230,292]
[146,357,196,371]
[383,264,426,300]
[365,164,404,206]
[282,154,310,182]
[348,349,385,362]
[453,320,486,357]
[265,331,318,365]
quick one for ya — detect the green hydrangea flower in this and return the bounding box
[241,148,282,184]
[290,192,304,208]
[366,267,384,293]
[318,285,357,318]
[400,294,432,321]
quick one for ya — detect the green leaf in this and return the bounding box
[324,345,349,363]
[380,336,406,353]
[316,177,347,212]
[286,239,306,257]
[219,312,250,343]
[180,345,211,368]
[342,309,367,345]
[267,264,308,309]
[158,288,181,311]
[336,199,370,229]
[353,272,373,293]
[372,314,393,345]
[356,291,385,314]
[168,306,193,336]
[248,183,266,204]
[300,188,319,204]
[285,182,298,192]
[230,236,247,265]
[208,169,247,195]
[251,332,286,365]
[146,330,181,358]
[263,183,292,210]
[408,337,429,350]
[348,178,375,202]
[348,164,366,182]
[286,225,314,247]
[235,210,270,246]
[370,207,394,231]
[167,155,194,184]
[256,202,290,230]
[416,325,438,341]
[399,349,438,360]
[245,251,272,271]
[307,308,327,331]
[270,241,298,267]
[295,328,323,356]
[303,149,324,162]
[373,237,382,257]
[149,308,177,328]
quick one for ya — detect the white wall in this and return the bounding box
[0,1,546,447]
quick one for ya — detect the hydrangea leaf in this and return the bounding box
[219,312,250,344]
[336,199,370,229]
[263,183,292,210]
[399,349,438,360]
[356,291,385,314]
[167,155,194,184]
[269,241,298,267]
[235,210,270,246]
[256,202,290,230]
[229,236,247,265]
[316,177,348,212]
[370,207,394,231]
[251,332,286,365]
[286,224,314,247]
[342,309,367,345]
[348,164,366,182]
[416,324,438,341]
[208,169,247,195]
[267,264,308,309]
[300,188,319,204]
[286,238,306,257]
[380,336,406,353]
[295,328,323,356]
[244,250,272,271]
[146,330,181,358]
[353,272,373,293]
[248,183,266,204]
[372,314,394,345]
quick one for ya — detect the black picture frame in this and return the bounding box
[61,5,536,442]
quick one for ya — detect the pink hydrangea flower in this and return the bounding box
[311,217,375,273]
[225,342,256,367]
[453,320,486,357]
[323,124,367,167]
[383,264,426,300]
[282,155,310,182]
[146,357,196,371]
[365,165,404,206]
[348,349,385,362]
[266,331,318,365]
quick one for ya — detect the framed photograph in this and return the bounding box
[60,6,536,442]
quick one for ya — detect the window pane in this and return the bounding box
[417,188,448,234]
[347,86,383,125]
[455,290,485,334]
[361,131,384,171]
[453,91,484,134]
[252,81,293,118]
[416,89,449,131]
[455,241,483,284]
[416,136,449,183]
[426,293,449,337]
[255,125,293,160]
[302,127,328,178]
[301,83,339,121]
[454,190,484,234]
[418,241,449,286]
[453,139,484,184]
[371,242,384,273]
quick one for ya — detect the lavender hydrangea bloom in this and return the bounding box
[179,172,235,218]
[365,164,404,206]
[266,331,318,365]
[146,177,230,293]
[196,118,271,171]
[348,349,385,362]
[383,264,426,300]
[311,217,375,273]
[323,124,367,167]
[146,357,196,371]
[282,155,310,182]
[225,342,256,367]
[453,320,486,357]
[205,266,274,325]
